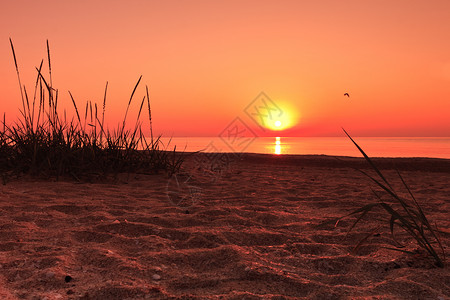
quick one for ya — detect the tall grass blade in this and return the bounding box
[68,91,81,126]
[9,38,26,124]
[100,81,108,143]
[146,85,153,145]
[342,128,394,191]
[339,128,445,267]
[46,40,52,88]
[121,75,142,135]
[31,60,44,130]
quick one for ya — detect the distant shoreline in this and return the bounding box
[177,151,450,173]
[159,136,450,159]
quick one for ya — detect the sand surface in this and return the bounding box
[0,154,449,299]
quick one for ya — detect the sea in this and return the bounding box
[158,137,450,159]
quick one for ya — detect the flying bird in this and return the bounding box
[344,93,350,97]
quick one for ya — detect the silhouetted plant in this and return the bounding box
[0,39,183,181]
[337,129,445,268]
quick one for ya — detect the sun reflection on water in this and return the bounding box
[274,137,281,155]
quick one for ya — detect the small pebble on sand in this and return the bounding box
[152,274,161,280]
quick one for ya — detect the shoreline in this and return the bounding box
[178,151,450,173]
[160,136,450,160]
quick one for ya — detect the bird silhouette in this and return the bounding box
[344,93,350,97]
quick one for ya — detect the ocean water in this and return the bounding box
[158,137,450,159]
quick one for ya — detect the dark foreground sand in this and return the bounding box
[0,154,449,299]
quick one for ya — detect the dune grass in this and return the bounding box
[337,129,445,267]
[0,39,183,182]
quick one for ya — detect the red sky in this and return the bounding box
[1,0,450,137]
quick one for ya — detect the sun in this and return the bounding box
[268,118,286,131]
[260,100,299,131]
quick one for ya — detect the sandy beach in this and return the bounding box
[0,153,449,299]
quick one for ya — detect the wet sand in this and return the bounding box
[0,154,449,299]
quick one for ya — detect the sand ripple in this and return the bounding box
[0,155,449,299]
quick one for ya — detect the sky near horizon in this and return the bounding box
[1,1,450,137]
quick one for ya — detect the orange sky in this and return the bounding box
[1,0,450,137]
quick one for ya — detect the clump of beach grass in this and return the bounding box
[337,129,445,267]
[0,39,183,182]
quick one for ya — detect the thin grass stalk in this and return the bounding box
[68,91,81,127]
[132,96,145,142]
[400,188,446,261]
[31,60,44,131]
[343,128,394,190]
[9,39,27,128]
[89,101,93,125]
[343,129,423,231]
[357,168,420,230]
[100,81,108,144]
[398,169,436,228]
[46,40,55,127]
[127,96,145,147]
[145,85,153,146]
[340,129,445,267]
[53,89,59,129]
[23,86,31,130]
[46,40,52,88]
[94,103,98,143]
[139,128,147,151]
[83,102,88,135]
[35,65,54,133]
[375,184,437,256]
[95,114,107,142]
[37,80,43,128]
[121,75,142,137]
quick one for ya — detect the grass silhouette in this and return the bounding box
[337,129,445,267]
[0,39,183,182]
